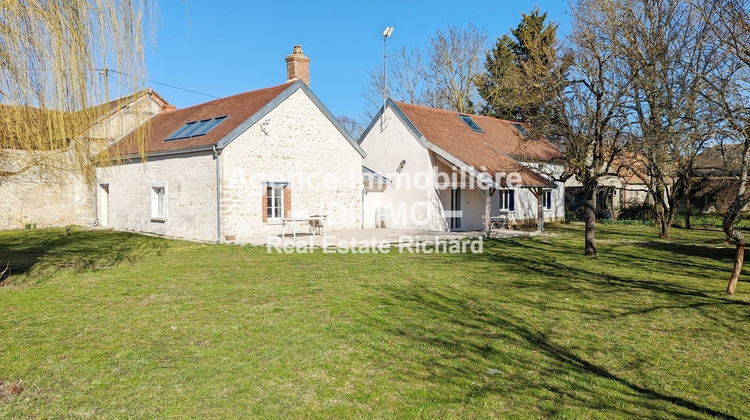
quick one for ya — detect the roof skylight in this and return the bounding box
[165,116,228,141]
[513,123,530,137]
[458,114,483,132]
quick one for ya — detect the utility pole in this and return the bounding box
[381,27,394,127]
[101,67,110,102]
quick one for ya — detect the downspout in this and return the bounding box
[213,145,222,243]
[361,187,365,229]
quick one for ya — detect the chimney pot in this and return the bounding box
[285,45,310,86]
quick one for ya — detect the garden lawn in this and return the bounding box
[1,225,749,418]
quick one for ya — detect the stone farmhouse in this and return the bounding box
[0,90,170,230]
[97,47,365,242]
[2,46,568,241]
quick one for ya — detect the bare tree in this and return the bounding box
[361,24,487,116]
[602,0,718,238]
[694,0,750,294]
[0,0,154,181]
[361,46,444,116]
[337,115,366,140]
[427,23,488,113]
[535,0,630,256]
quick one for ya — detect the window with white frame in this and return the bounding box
[499,189,515,211]
[150,182,167,221]
[542,190,552,210]
[266,184,285,220]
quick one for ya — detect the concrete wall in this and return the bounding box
[219,89,363,240]
[0,94,163,230]
[96,151,218,242]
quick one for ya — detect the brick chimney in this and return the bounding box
[285,45,310,86]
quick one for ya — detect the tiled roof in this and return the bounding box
[112,82,295,156]
[393,101,560,187]
[695,144,744,176]
[0,89,166,150]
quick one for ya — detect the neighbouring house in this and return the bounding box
[564,152,651,218]
[0,90,170,230]
[96,46,366,242]
[692,143,746,213]
[359,100,565,231]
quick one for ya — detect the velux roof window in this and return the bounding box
[165,116,228,141]
[513,123,530,138]
[458,114,483,132]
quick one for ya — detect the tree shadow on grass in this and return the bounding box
[0,228,169,283]
[483,238,749,302]
[365,284,741,419]
[470,238,750,331]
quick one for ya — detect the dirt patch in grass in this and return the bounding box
[0,380,24,402]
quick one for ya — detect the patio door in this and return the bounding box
[450,188,462,230]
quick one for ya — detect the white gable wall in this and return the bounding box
[219,89,362,240]
[360,107,447,231]
[361,105,566,232]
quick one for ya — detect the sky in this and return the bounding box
[141,0,571,124]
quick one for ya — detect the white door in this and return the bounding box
[99,184,109,226]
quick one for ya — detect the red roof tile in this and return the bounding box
[112,82,294,156]
[394,101,560,187]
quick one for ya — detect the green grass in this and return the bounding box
[1,225,749,418]
[673,213,750,230]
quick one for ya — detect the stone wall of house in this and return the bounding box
[95,150,218,242]
[0,94,164,231]
[87,94,164,144]
[0,152,94,230]
[220,88,363,240]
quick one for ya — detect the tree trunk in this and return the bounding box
[722,140,750,294]
[685,178,692,229]
[656,202,671,238]
[727,244,744,295]
[536,188,545,233]
[583,183,597,257]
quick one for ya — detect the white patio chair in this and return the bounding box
[376,207,390,228]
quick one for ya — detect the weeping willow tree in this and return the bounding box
[0,0,155,181]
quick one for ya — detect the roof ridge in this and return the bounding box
[393,100,526,126]
[170,81,295,114]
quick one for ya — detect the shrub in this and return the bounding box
[618,204,654,222]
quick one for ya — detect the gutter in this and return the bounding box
[213,145,222,243]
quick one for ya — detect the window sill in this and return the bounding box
[151,217,166,223]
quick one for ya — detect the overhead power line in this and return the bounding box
[103,69,220,99]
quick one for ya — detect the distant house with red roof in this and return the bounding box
[359,100,565,231]
[96,46,366,242]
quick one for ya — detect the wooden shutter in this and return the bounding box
[509,190,515,212]
[283,186,291,218]
[262,185,268,222]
